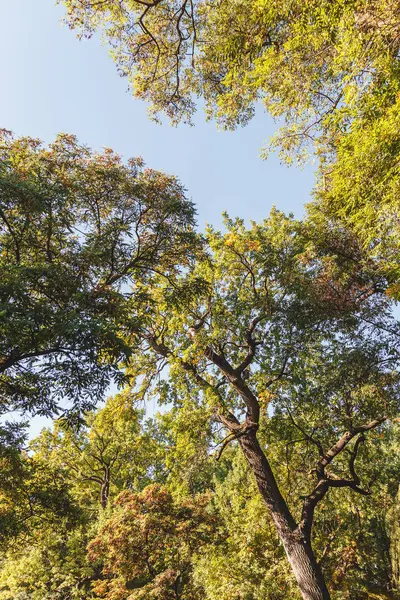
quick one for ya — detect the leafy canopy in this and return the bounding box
[0,131,197,422]
[89,485,219,599]
[59,0,400,281]
[122,211,400,588]
[59,0,399,137]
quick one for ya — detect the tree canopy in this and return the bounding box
[119,211,400,598]
[59,0,400,280]
[1,1,400,598]
[59,0,399,138]
[0,131,197,423]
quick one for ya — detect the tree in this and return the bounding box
[0,130,197,422]
[0,435,80,543]
[88,484,219,599]
[0,393,164,599]
[195,432,400,599]
[122,211,400,599]
[0,431,91,599]
[39,390,162,509]
[59,0,400,279]
[0,523,96,600]
[59,0,399,137]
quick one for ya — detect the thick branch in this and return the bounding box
[235,315,266,375]
[205,345,260,425]
[146,336,245,431]
[149,330,260,425]
[316,417,386,478]
[299,417,386,539]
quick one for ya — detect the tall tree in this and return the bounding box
[122,212,400,599]
[0,393,164,599]
[0,131,197,423]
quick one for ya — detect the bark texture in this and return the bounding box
[239,431,331,600]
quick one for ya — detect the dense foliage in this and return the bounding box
[0,389,399,599]
[1,205,400,599]
[0,131,197,423]
[1,0,400,597]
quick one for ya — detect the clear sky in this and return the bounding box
[0,0,316,436]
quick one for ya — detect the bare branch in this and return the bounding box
[299,417,386,539]
[316,417,386,478]
[235,315,266,375]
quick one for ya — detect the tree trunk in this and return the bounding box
[239,431,331,600]
[100,466,110,509]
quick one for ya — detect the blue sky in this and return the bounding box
[0,0,316,436]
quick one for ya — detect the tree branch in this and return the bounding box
[316,417,386,479]
[299,417,386,539]
[235,315,266,375]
